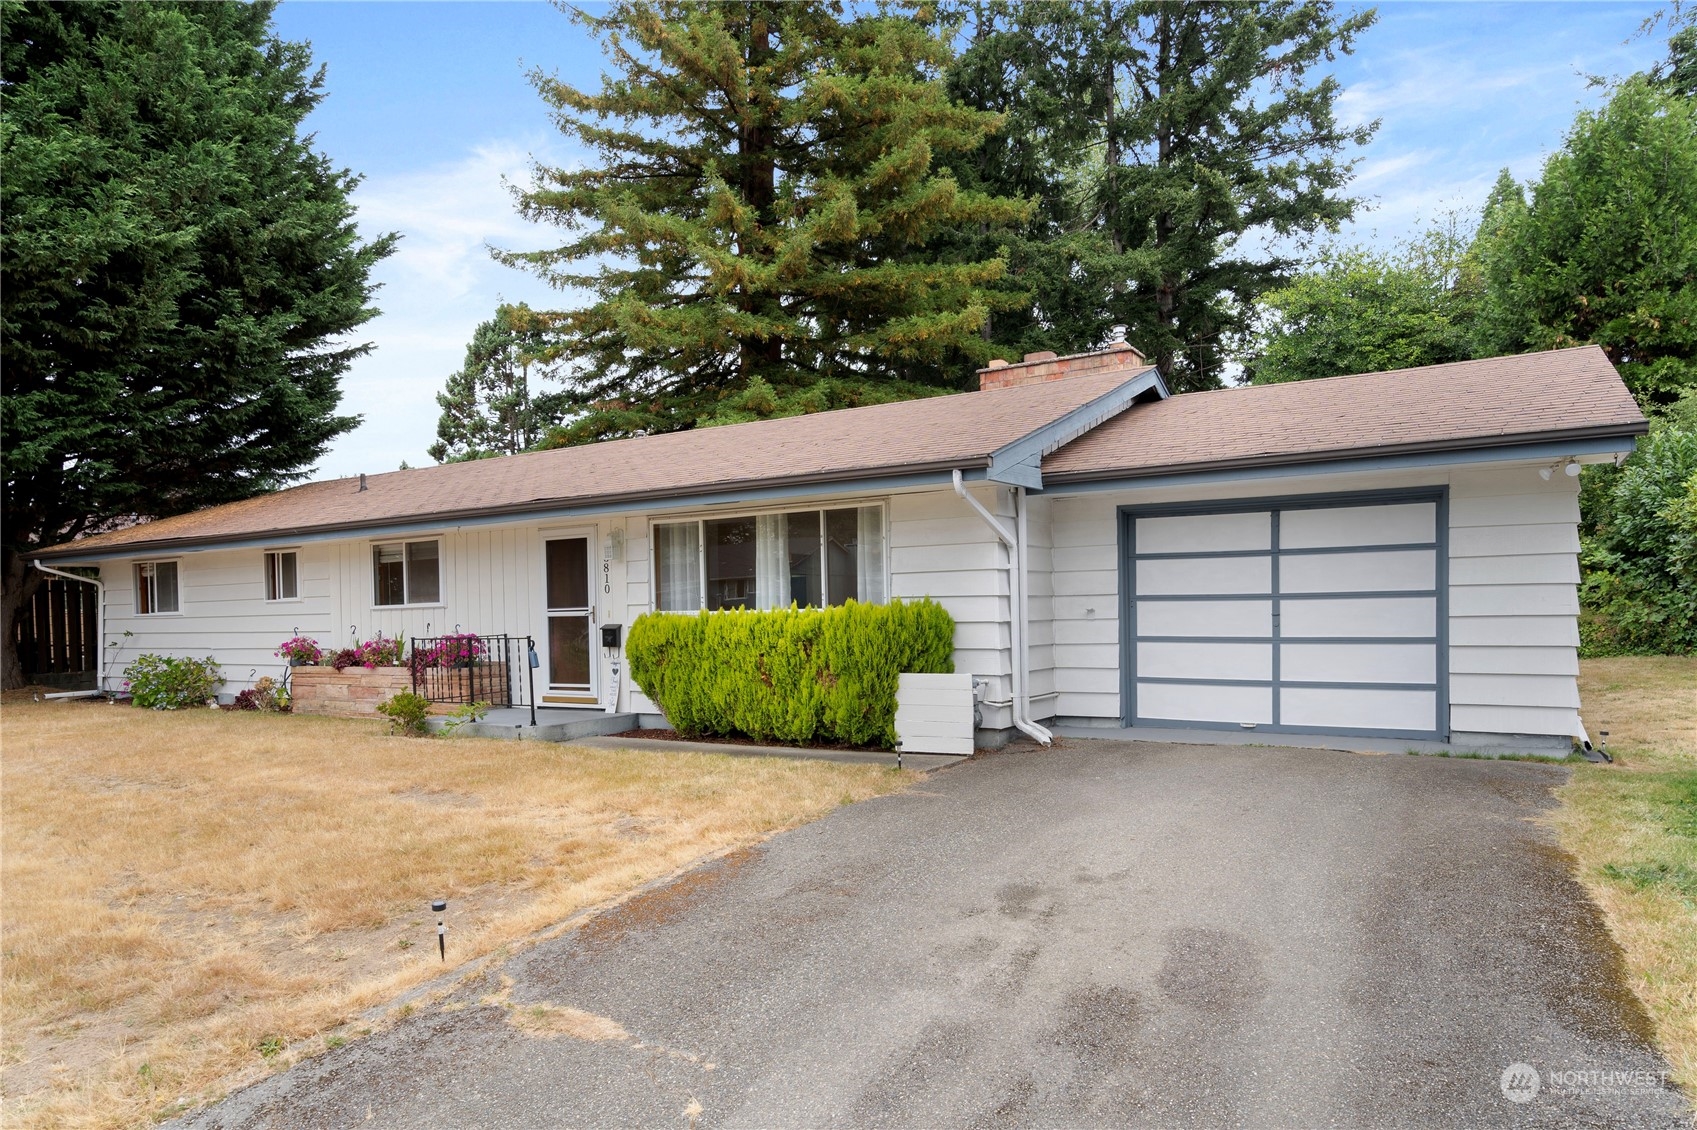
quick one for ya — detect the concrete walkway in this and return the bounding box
[177,740,1687,1129]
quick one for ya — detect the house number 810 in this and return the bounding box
[603,560,611,595]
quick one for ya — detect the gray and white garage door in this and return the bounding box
[1124,491,1446,740]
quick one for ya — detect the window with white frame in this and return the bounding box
[135,560,180,614]
[653,505,886,612]
[264,550,299,601]
[372,539,441,606]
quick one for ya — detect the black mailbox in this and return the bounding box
[601,623,622,649]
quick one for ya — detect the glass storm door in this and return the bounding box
[544,536,595,701]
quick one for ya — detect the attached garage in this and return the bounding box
[1035,344,1650,753]
[1121,490,1446,740]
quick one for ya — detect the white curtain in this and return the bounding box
[755,513,790,609]
[857,506,886,603]
[655,522,700,611]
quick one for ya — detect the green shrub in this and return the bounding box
[626,599,955,749]
[439,700,490,737]
[376,691,432,736]
[122,654,223,710]
[1579,421,1697,656]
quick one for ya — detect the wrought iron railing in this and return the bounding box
[409,634,535,720]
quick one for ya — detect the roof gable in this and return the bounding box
[1043,347,1646,482]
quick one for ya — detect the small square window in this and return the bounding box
[135,561,179,614]
[265,551,299,601]
[373,539,441,606]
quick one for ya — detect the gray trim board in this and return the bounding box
[1119,486,1451,742]
[1136,677,1438,692]
[1133,541,1438,560]
[987,369,1167,488]
[1050,434,1636,495]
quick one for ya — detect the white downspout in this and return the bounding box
[1014,486,1053,745]
[953,470,1051,746]
[31,560,107,698]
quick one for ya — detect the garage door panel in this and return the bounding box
[1136,555,1271,595]
[1128,495,1444,739]
[1136,599,1272,637]
[1136,511,1270,554]
[1137,682,1272,725]
[1281,643,1436,685]
[1280,596,1436,639]
[1137,641,1273,682]
[1280,502,1435,549]
[1279,550,1435,594]
[1280,687,1436,731]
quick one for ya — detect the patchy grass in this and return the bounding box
[0,700,909,1129]
[1556,657,1697,1093]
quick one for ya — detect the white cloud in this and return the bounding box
[313,138,579,477]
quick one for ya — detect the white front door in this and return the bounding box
[543,534,596,704]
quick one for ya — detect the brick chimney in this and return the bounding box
[978,326,1147,392]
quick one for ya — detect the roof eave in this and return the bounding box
[32,457,999,561]
[1043,420,1650,486]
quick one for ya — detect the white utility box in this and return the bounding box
[895,673,976,756]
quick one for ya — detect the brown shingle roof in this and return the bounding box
[42,364,1151,558]
[1043,346,1646,482]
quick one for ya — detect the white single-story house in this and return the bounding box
[36,341,1647,754]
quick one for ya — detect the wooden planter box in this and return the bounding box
[290,662,513,718]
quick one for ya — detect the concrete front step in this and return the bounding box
[428,709,637,743]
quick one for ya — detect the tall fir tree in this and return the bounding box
[940,0,1377,391]
[429,305,567,462]
[498,0,1030,446]
[0,0,394,688]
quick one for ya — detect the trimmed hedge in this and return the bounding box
[626,599,955,749]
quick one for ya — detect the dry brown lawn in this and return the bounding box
[0,700,909,1129]
[1556,657,1697,1093]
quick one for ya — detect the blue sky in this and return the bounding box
[269,1,1670,477]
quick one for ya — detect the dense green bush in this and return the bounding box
[376,691,432,736]
[1579,417,1697,656]
[626,599,955,748]
[122,654,223,709]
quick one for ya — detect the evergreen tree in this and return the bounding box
[498,0,1030,446]
[1472,74,1697,410]
[940,0,1377,391]
[0,0,395,688]
[429,305,567,462]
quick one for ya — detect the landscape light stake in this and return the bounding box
[433,900,447,961]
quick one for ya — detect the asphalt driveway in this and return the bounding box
[180,740,1688,1129]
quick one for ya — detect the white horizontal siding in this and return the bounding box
[1452,704,1581,736]
[1452,673,1580,709]
[890,486,1016,728]
[102,544,337,693]
[1448,646,1578,676]
[1447,468,1582,737]
[1043,462,1586,742]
